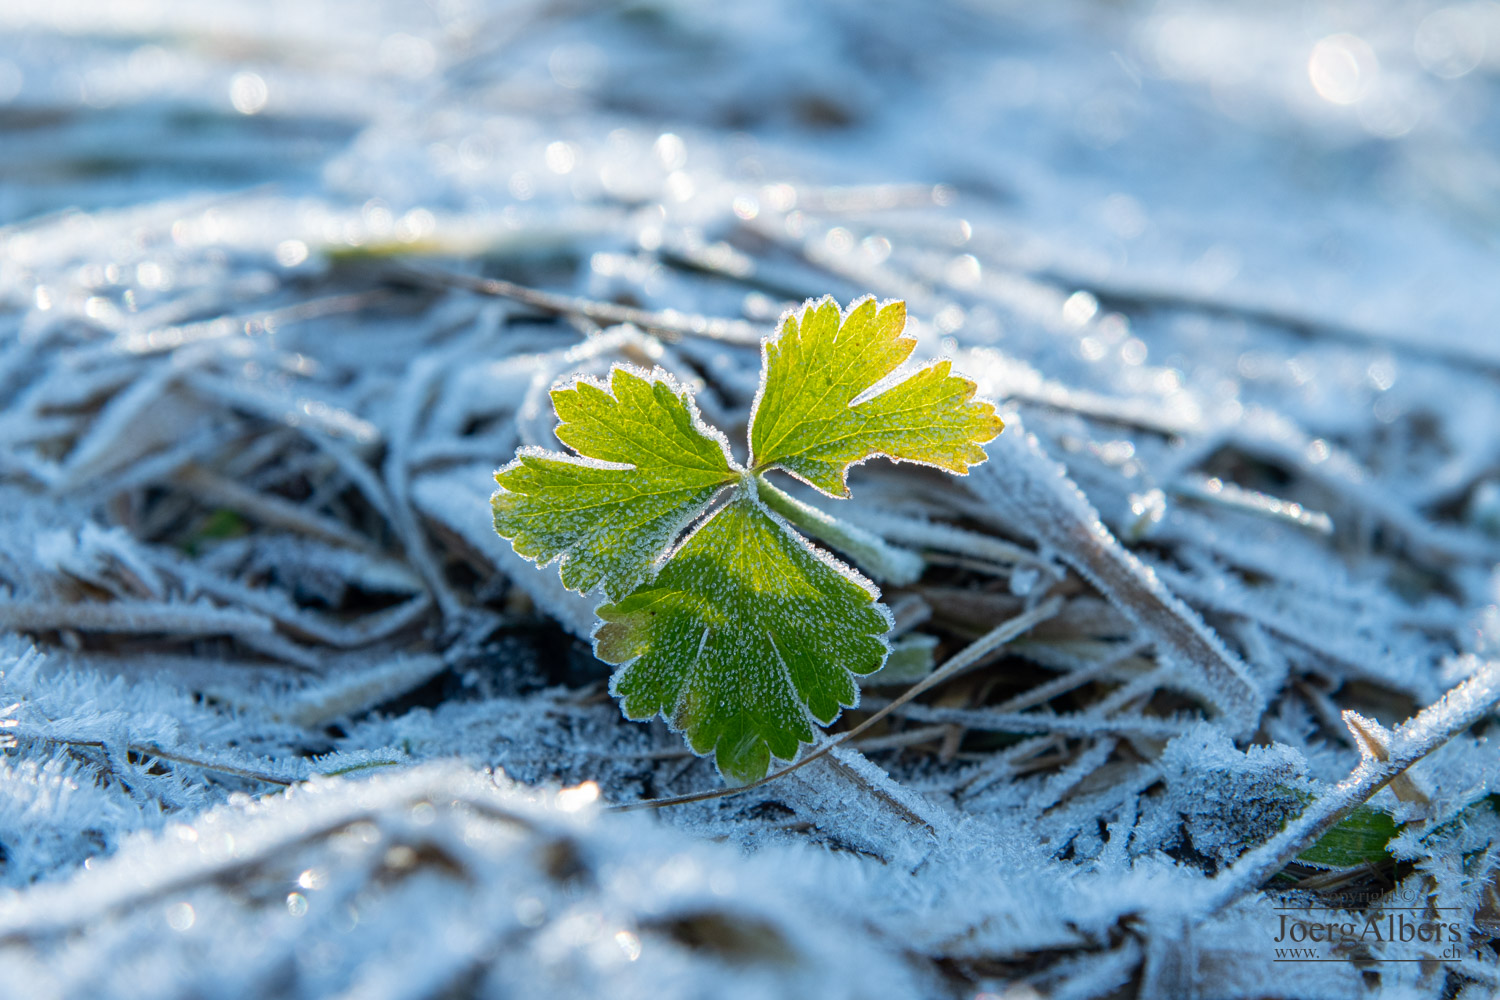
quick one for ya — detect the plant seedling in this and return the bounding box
[492,296,1002,783]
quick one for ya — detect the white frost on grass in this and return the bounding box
[0,763,934,1000]
[2,1,1500,996]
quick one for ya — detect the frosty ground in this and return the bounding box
[2,2,1500,998]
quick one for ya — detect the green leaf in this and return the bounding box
[1295,801,1399,869]
[490,297,1003,782]
[596,495,890,784]
[749,296,1004,496]
[492,366,737,601]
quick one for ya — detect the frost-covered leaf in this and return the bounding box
[598,496,889,784]
[16,10,1500,996]
[749,296,1003,496]
[492,367,737,600]
[1295,802,1399,869]
[490,299,999,781]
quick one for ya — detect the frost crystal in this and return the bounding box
[5,5,1500,996]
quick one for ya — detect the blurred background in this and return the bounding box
[3,0,1499,355]
[3,5,1500,997]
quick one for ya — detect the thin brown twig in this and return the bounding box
[37,734,295,786]
[393,265,766,345]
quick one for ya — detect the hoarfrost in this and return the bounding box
[2,0,1500,996]
[1157,724,1310,867]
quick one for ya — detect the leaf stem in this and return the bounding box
[752,474,924,585]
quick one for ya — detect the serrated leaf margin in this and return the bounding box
[747,293,1001,497]
[489,363,741,598]
[598,481,894,782]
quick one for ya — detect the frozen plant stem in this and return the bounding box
[752,475,923,585]
[37,734,294,786]
[397,265,766,345]
[1197,658,1500,917]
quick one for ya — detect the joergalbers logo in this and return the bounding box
[1271,888,1476,963]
